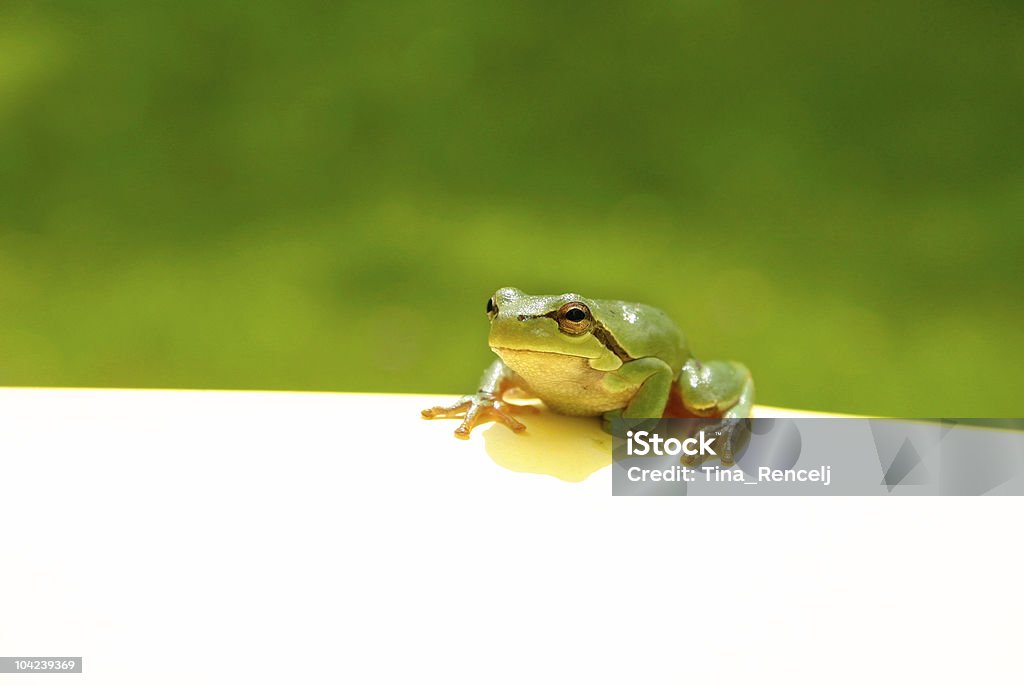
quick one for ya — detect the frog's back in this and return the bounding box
[590,297,689,372]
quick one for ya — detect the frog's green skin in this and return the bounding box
[422,287,753,439]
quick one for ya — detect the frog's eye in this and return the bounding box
[556,302,592,335]
[486,297,498,319]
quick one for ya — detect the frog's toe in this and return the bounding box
[452,401,527,438]
[421,396,473,419]
[453,401,486,438]
[491,407,527,433]
[680,453,703,467]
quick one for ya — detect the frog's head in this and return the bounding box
[485,287,624,371]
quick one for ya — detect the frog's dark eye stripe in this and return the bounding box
[543,302,632,361]
[591,324,632,362]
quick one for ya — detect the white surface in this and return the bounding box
[0,388,1020,684]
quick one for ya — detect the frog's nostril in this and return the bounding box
[517,315,527,321]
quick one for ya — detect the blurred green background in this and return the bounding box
[1,1,1021,416]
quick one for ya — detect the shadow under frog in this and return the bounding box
[479,400,613,483]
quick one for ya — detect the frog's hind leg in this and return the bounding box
[724,375,754,418]
[675,359,754,419]
[672,359,754,465]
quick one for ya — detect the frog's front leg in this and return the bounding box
[421,359,534,439]
[600,357,675,432]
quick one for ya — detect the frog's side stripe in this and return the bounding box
[539,309,633,363]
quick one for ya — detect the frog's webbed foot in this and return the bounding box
[422,393,536,439]
[668,412,751,466]
[704,419,753,466]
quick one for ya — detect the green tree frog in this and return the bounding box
[422,287,754,439]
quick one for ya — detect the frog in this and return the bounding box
[422,287,753,439]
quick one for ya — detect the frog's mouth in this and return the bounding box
[490,325,632,362]
[490,345,592,360]
[490,345,625,374]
